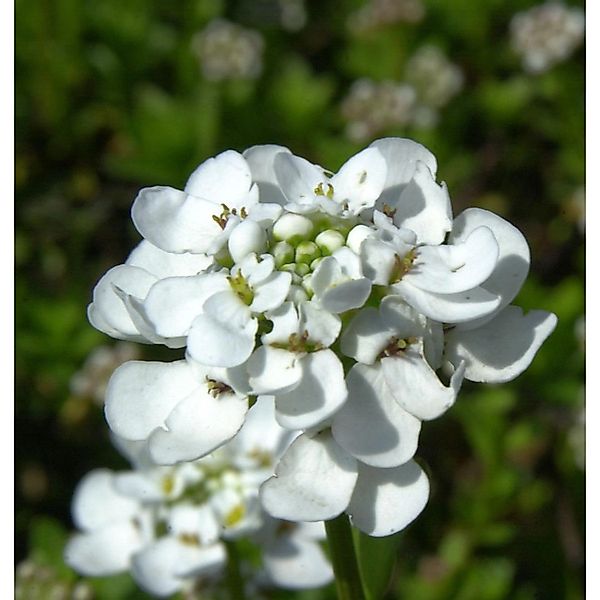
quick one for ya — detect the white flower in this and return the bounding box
[66,397,332,595]
[247,301,347,429]
[131,150,280,255]
[271,146,388,216]
[104,356,249,465]
[85,137,557,544]
[261,430,430,537]
[258,520,333,589]
[443,208,557,382]
[191,19,264,81]
[360,210,502,323]
[510,2,585,73]
[64,470,151,576]
[310,247,372,313]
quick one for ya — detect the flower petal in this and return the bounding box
[381,346,465,420]
[275,350,348,430]
[393,280,501,323]
[331,147,387,215]
[131,186,226,254]
[444,305,558,383]
[243,144,292,205]
[263,535,333,589]
[321,279,372,314]
[143,273,230,338]
[89,265,158,338]
[348,461,429,537]
[299,302,341,348]
[126,240,213,279]
[105,360,198,441]
[369,137,437,205]
[450,208,531,328]
[247,346,303,395]
[406,226,499,294]
[332,364,421,467]
[274,153,327,208]
[187,311,257,368]
[393,161,452,245]
[360,238,398,285]
[184,150,253,207]
[71,470,140,531]
[148,388,249,464]
[64,521,144,576]
[260,431,358,521]
[340,308,391,364]
[250,271,292,313]
[232,395,295,465]
[132,538,225,597]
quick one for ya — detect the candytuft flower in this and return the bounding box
[87,137,556,544]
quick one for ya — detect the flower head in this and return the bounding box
[88,137,557,540]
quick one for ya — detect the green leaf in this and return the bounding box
[29,516,74,581]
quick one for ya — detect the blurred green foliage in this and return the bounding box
[16,0,584,598]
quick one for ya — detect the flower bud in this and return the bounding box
[295,262,310,276]
[271,241,295,267]
[295,241,321,264]
[346,224,373,254]
[315,229,346,255]
[273,213,314,244]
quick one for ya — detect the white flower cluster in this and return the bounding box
[191,19,264,82]
[341,80,416,142]
[87,138,556,540]
[404,45,464,128]
[510,2,584,74]
[341,47,463,140]
[65,397,333,596]
[348,0,425,34]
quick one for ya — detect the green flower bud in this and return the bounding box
[273,213,314,245]
[280,263,303,284]
[271,241,295,267]
[295,262,310,276]
[295,241,321,264]
[315,229,346,255]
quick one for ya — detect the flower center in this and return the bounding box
[212,203,248,230]
[390,248,417,283]
[227,271,254,305]
[378,335,418,359]
[205,377,234,397]
[272,330,324,353]
[314,182,335,198]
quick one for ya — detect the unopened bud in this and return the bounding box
[295,241,321,264]
[271,241,295,267]
[346,224,373,254]
[315,229,345,255]
[273,213,314,244]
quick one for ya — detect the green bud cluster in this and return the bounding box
[269,212,358,290]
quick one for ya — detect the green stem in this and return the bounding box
[325,513,366,600]
[225,540,246,600]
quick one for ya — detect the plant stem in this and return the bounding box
[225,540,246,600]
[325,513,366,600]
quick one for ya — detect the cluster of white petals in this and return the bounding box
[341,47,463,140]
[65,397,333,596]
[87,137,556,543]
[510,1,584,74]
